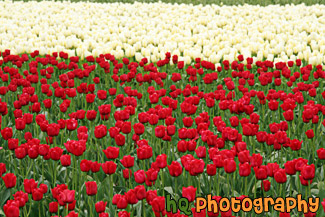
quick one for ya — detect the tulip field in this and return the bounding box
[1,1,325,217]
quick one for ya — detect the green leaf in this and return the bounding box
[164,186,174,195]
[319,189,325,200]
[233,190,241,197]
[0,189,11,207]
[311,189,319,195]
[318,181,324,191]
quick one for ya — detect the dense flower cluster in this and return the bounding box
[1,1,325,64]
[0,49,325,217]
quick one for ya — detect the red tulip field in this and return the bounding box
[0,48,325,217]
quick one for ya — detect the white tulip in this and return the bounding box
[135,52,143,62]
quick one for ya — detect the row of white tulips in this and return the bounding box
[0,0,325,64]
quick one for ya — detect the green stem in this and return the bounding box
[198,174,201,196]
[33,159,36,180]
[53,161,57,187]
[89,196,93,217]
[217,170,220,195]
[110,175,114,201]
[73,156,77,190]
[175,177,178,200]
[42,160,44,182]
[245,176,247,196]
[142,199,146,217]
[161,169,164,197]
[227,173,229,196]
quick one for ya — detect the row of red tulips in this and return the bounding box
[0,49,325,217]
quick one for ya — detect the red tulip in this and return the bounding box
[279,212,291,217]
[94,125,107,139]
[317,148,325,160]
[118,211,130,217]
[59,189,75,204]
[229,116,239,127]
[133,123,145,135]
[224,159,236,173]
[109,88,117,95]
[66,119,78,131]
[239,162,251,177]
[15,118,26,130]
[189,159,205,176]
[134,170,146,184]
[3,200,20,217]
[86,110,97,121]
[1,127,13,140]
[95,201,107,213]
[238,150,250,163]
[126,189,138,205]
[85,181,97,196]
[43,99,52,108]
[7,138,18,150]
[182,186,197,202]
[49,202,58,213]
[60,155,71,167]
[206,164,217,176]
[2,173,16,188]
[80,159,92,172]
[250,153,263,167]
[301,164,315,180]
[195,146,206,158]
[108,127,120,138]
[146,168,158,182]
[137,145,153,160]
[32,188,44,201]
[268,100,279,111]
[120,155,135,168]
[274,169,287,183]
[289,139,302,151]
[49,147,64,161]
[192,207,206,217]
[134,185,146,200]
[101,161,117,175]
[115,134,126,146]
[299,175,312,186]
[47,123,60,137]
[155,154,167,169]
[284,160,296,175]
[155,125,165,138]
[0,163,6,176]
[283,110,294,121]
[91,161,101,173]
[262,180,271,192]
[305,129,314,139]
[151,196,165,213]
[121,122,131,134]
[123,169,132,179]
[66,211,79,217]
[24,179,38,194]
[39,184,48,194]
[254,166,268,180]
[97,90,107,100]
[103,147,119,159]
[116,195,128,209]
